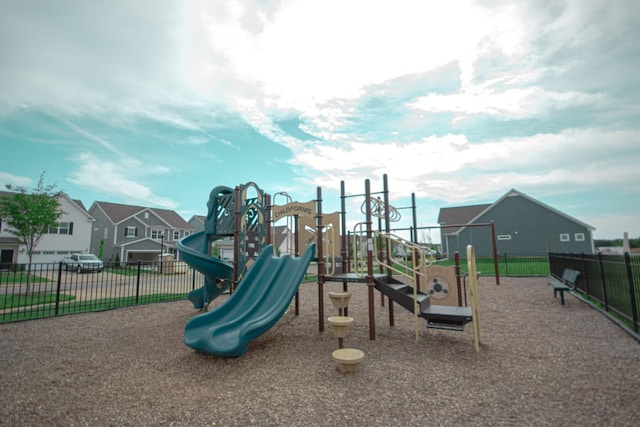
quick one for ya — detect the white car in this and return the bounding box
[62,253,104,273]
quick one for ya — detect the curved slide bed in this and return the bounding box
[184,243,316,357]
[177,231,233,309]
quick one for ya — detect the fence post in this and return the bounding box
[581,253,589,295]
[55,262,63,316]
[598,253,609,310]
[624,253,638,333]
[504,253,509,277]
[491,221,500,284]
[135,261,141,305]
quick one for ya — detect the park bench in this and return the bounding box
[548,268,581,305]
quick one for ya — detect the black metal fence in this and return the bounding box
[549,252,640,333]
[4,253,638,328]
[445,252,551,277]
[0,261,202,323]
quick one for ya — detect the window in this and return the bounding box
[125,226,137,238]
[560,233,570,242]
[184,231,191,237]
[151,229,164,239]
[173,230,180,240]
[58,222,72,235]
[575,233,585,241]
[48,222,74,235]
[497,235,512,241]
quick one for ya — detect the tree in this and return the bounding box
[0,172,63,294]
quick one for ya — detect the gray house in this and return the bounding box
[89,201,194,263]
[187,215,206,232]
[438,189,595,256]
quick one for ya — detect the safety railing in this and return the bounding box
[549,252,640,333]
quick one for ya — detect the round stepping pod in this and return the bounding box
[328,291,351,309]
[327,316,354,338]
[332,348,365,373]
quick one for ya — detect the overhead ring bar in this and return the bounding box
[360,198,401,222]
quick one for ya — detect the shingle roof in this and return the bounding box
[437,203,491,234]
[93,201,147,223]
[1,191,89,215]
[93,201,191,228]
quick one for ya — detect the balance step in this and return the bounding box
[426,321,466,332]
[420,305,472,331]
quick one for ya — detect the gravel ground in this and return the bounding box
[1,276,639,426]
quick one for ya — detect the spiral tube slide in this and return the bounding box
[177,231,233,309]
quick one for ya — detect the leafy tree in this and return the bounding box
[0,172,63,294]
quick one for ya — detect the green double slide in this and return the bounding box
[184,243,316,357]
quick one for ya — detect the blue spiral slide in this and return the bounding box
[184,243,316,357]
[177,231,233,309]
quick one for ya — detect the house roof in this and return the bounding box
[188,215,206,225]
[91,201,192,229]
[438,188,595,235]
[1,190,94,221]
[437,203,491,234]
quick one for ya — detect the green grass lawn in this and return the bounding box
[0,292,189,323]
[0,272,51,285]
[435,256,550,277]
[0,292,75,309]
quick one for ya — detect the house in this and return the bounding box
[0,191,95,265]
[187,215,206,232]
[438,189,595,256]
[88,201,194,263]
[210,225,294,261]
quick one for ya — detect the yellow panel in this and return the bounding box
[422,264,459,306]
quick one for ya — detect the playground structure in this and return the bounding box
[179,175,485,357]
[321,174,482,351]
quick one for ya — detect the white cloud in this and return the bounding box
[411,87,605,120]
[0,172,33,189]
[194,0,496,112]
[68,153,179,209]
[288,127,640,204]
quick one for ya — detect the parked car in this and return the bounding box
[401,248,445,261]
[62,253,104,273]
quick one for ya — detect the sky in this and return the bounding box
[1,0,639,243]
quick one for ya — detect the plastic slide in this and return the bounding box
[184,243,316,357]
[177,231,233,309]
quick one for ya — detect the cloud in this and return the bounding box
[0,172,33,189]
[194,0,495,111]
[68,152,179,209]
[288,127,640,204]
[410,87,605,120]
[0,0,191,115]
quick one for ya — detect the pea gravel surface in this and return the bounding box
[1,276,639,426]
